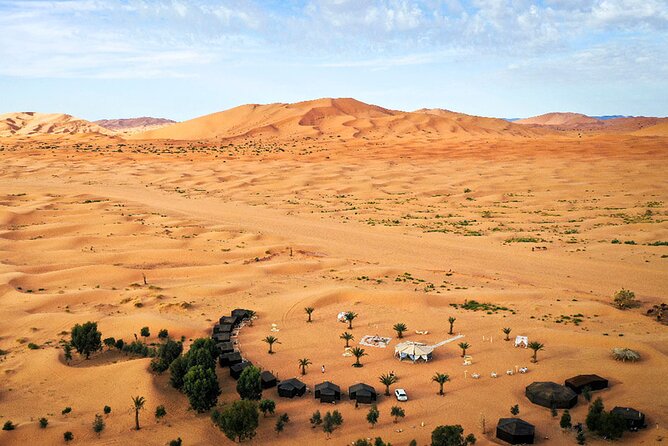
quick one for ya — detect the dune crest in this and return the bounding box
[0,112,113,137]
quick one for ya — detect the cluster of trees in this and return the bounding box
[585,398,626,440]
[366,405,406,427]
[169,338,220,412]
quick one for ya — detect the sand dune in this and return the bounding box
[515,112,599,127]
[95,117,177,135]
[130,98,544,141]
[0,112,113,137]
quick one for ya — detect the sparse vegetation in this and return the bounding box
[612,347,640,362]
[393,322,407,338]
[379,372,398,396]
[613,288,638,309]
[432,372,450,395]
[70,321,102,359]
[263,335,280,354]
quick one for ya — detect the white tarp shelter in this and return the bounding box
[515,336,529,348]
[337,311,348,322]
[394,341,433,362]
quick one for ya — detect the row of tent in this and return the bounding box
[526,374,610,410]
[277,379,378,404]
[211,309,263,382]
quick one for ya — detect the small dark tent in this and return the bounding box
[216,341,234,356]
[496,418,535,445]
[315,381,341,403]
[219,316,238,326]
[212,332,231,343]
[277,378,306,398]
[565,374,609,394]
[261,371,277,389]
[611,407,646,431]
[219,351,242,367]
[212,323,233,334]
[230,361,253,380]
[525,382,578,409]
[349,383,377,404]
[231,308,253,321]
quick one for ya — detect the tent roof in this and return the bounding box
[394,342,433,356]
[526,381,577,408]
[611,407,644,420]
[315,381,341,393]
[565,374,607,386]
[349,383,376,394]
[278,378,305,390]
[261,370,276,381]
[497,418,535,436]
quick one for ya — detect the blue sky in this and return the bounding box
[0,0,666,120]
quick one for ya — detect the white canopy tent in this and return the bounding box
[394,341,433,362]
[515,336,529,348]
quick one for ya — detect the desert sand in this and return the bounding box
[0,99,666,446]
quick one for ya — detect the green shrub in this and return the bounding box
[39,417,48,428]
[2,420,15,430]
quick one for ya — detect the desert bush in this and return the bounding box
[612,347,640,362]
[2,420,15,430]
[613,288,638,309]
[39,417,48,428]
[64,431,74,442]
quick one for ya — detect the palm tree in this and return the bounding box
[432,373,450,396]
[528,341,544,363]
[379,373,398,396]
[458,342,470,357]
[390,406,405,423]
[247,310,257,326]
[502,327,512,341]
[340,332,354,348]
[263,335,280,354]
[305,307,315,323]
[448,317,456,334]
[344,311,358,329]
[298,358,311,375]
[393,323,407,339]
[350,347,367,367]
[131,396,145,430]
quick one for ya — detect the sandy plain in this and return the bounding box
[0,124,666,446]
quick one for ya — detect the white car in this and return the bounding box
[394,388,408,401]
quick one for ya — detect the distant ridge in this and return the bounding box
[0,112,113,137]
[95,117,177,134]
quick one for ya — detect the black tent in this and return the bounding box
[565,374,608,394]
[212,332,231,343]
[216,341,234,356]
[496,418,535,445]
[219,316,238,327]
[611,407,646,431]
[525,382,577,409]
[219,351,242,367]
[231,308,253,321]
[230,361,253,380]
[277,378,306,398]
[212,323,233,334]
[315,381,341,403]
[261,371,277,389]
[349,383,377,404]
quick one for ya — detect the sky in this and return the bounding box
[0,0,666,121]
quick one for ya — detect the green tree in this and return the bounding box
[169,438,182,446]
[259,399,276,417]
[39,417,48,428]
[379,373,398,396]
[155,405,167,420]
[576,429,586,444]
[448,317,456,335]
[103,337,116,350]
[183,365,220,412]
[263,335,280,354]
[298,357,311,375]
[63,343,73,363]
[560,410,572,429]
[114,339,124,350]
[613,288,637,309]
[275,413,289,435]
[585,398,605,432]
[64,431,74,442]
[103,405,111,415]
[351,346,367,367]
[528,341,544,363]
[132,396,146,430]
[432,373,450,396]
[212,400,259,442]
[393,323,407,338]
[151,338,183,373]
[598,412,625,440]
[310,410,322,428]
[367,405,380,428]
[140,326,150,338]
[431,425,476,446]
[458,342,470,357]
[390,406,405,423]
[345,311,358,329]
[331,410,343,426]
[551,406,558,418]
[305,307,315,322]
[169,356,189,389]
[510,404,519,416]
[582,386,592,402]
[70,321,102,359]
[236,365,262,401]
[502,327,512,341]
[3,421,15,430]
[340,332,354,347]
[158,329,169,340]
[93,413,105,436]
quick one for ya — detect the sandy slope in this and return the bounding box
[0,112,113,137]
[130,98,544,141]
[0,132,666,446]
[515,113,600,127]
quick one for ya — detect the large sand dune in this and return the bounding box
[0,112,113,137]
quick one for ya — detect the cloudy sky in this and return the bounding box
[0,0,666,120]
